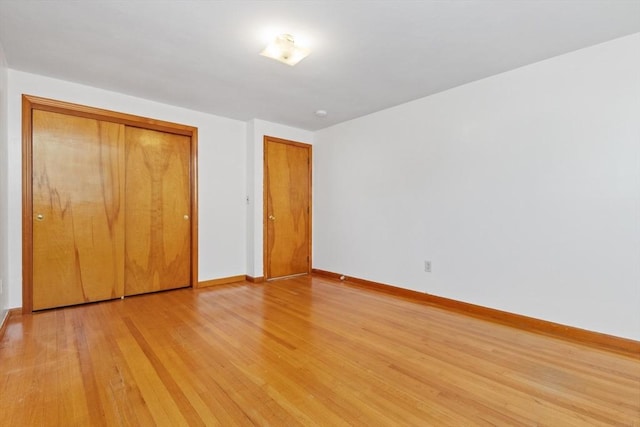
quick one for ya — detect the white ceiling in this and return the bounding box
[1,0,639,130]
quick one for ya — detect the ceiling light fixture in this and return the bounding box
[260,34,310,66]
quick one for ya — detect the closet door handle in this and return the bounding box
[184,215,189,220]
[36,213,44,221]
[268,215,276,220]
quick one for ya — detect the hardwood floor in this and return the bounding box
[1,275,638,426]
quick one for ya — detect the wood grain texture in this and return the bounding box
[189,128,199,290]
[32,110,125,310]
[22,94,196,136]
[1,276,638,425]
[125,127,191,296]
[196,275,245,288]
[22,95,200,312]
[312,268,640,357]
[0,309,20,341]
[264,136,311,279]
[21,96,34,313]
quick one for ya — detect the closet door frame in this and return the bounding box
[22,94,199,313]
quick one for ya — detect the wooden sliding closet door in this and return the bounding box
[32,110,125,310]
[124,127,191,295]
[23,95,199,313]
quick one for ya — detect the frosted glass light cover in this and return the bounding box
[260,34,310,66]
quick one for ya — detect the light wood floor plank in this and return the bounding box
[1,275,638,426]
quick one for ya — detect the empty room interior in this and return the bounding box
[1,1,639,425]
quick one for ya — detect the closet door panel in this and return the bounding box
[32,110,125,310]
[125,127,191,295]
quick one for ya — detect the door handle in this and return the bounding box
[36,213,44,221]
[268,215,276,220]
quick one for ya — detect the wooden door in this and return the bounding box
[264,137,311,279]
[32,110,125,310]
[125,127,191,295]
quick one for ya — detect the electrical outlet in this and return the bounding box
[424,261,431,273]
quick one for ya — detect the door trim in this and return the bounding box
[262,135,312,280]
[22,94,199,313]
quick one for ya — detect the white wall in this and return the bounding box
[0,42,8,322]
[246,119,314,277]
[314,34,640,340]
[6,70,248,308]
